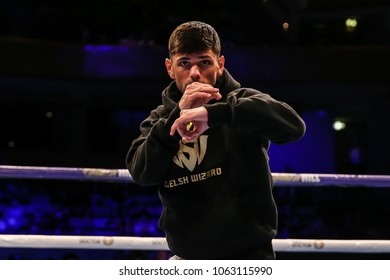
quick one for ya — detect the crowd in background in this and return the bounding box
[0,179,388,259]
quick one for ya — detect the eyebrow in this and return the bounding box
[176,54,212,61]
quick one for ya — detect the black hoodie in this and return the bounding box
[126,69,306,259]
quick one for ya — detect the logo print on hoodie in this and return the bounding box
[173,135,208,171]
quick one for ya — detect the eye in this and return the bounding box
[200,60,212,66]
[178,60,190,67]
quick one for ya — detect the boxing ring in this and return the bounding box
[0,165,389,256]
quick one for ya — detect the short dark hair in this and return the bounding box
[168,21,221,57]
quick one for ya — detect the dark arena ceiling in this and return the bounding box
[1,0,389,46]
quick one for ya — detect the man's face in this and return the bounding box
[165,49,225,93]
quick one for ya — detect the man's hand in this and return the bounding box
[179,82,221,110]
[170,106,209,142]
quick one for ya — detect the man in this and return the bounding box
[126,21,306,259]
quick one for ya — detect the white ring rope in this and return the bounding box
[0,235,389,253]
[1,166,389,254]
[0,165,389,187]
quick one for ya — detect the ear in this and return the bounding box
[217,55,225,76]
[165,58,175,80]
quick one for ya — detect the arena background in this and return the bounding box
[0,0,389,259]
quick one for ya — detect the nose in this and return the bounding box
[189,65,201,80]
